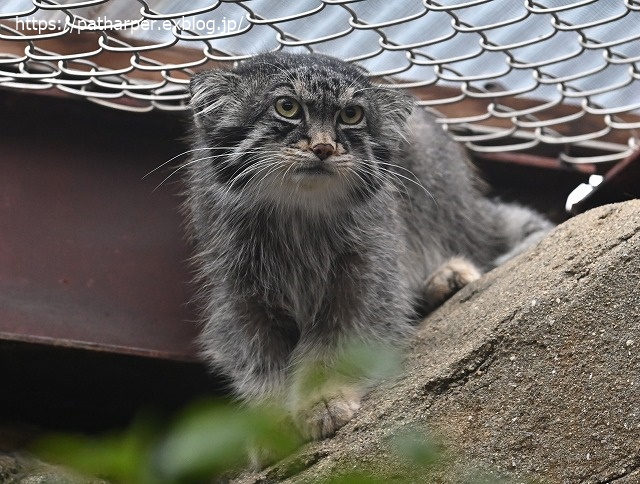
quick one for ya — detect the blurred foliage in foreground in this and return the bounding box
[33,407,453,483]
[31,341,513,483]
[34,400,293,483]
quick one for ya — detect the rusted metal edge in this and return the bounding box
[0,331,199,363]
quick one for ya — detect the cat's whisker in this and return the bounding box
[347,159,415,209]
[158,149,284,194]
[145,146,270,181]
[374,163,438,208]
[257,164,290,191]
[279,160,299,186]
[220,158,288,199]
[151,150,261,191]
[150,150,237,190]
[143,147,214,180]
[152,156,223,192]
[376,161,421,179]
[339,165,370,202]
[219,161,269,200]
[239,160,283,189]
[373,169,415,210]
[378,167,431,209]
[155,148,277,191]
[362,164,406,194]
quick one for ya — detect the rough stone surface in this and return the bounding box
[236,200,640,483]
[0,452,106,484]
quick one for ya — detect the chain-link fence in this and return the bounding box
[1,0,639,165]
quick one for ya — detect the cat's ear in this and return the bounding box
[189,70,242,121]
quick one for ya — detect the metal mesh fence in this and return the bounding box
[1,0,639,165]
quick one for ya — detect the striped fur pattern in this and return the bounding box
[183,52,551,440]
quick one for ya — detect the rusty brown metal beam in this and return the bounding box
[0,90,198,362]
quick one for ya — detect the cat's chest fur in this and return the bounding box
[221,207,356,325]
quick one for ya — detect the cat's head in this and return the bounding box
[189,52,413,212]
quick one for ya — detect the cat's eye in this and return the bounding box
[339,105,364,125]
[275,97,301,119]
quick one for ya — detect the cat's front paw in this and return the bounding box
[293,388,361,441]
[423,256,481,309]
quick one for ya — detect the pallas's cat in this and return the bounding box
[184,52,551,440]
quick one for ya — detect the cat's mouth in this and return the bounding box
[293,161,334,177]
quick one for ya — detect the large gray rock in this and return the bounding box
[239,200,640,483]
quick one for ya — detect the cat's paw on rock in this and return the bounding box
[423,256,481,308]
[293,389,361,440]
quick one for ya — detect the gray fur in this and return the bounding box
[183,52,551,437]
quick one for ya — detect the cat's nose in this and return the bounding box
[312,143,335,160]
